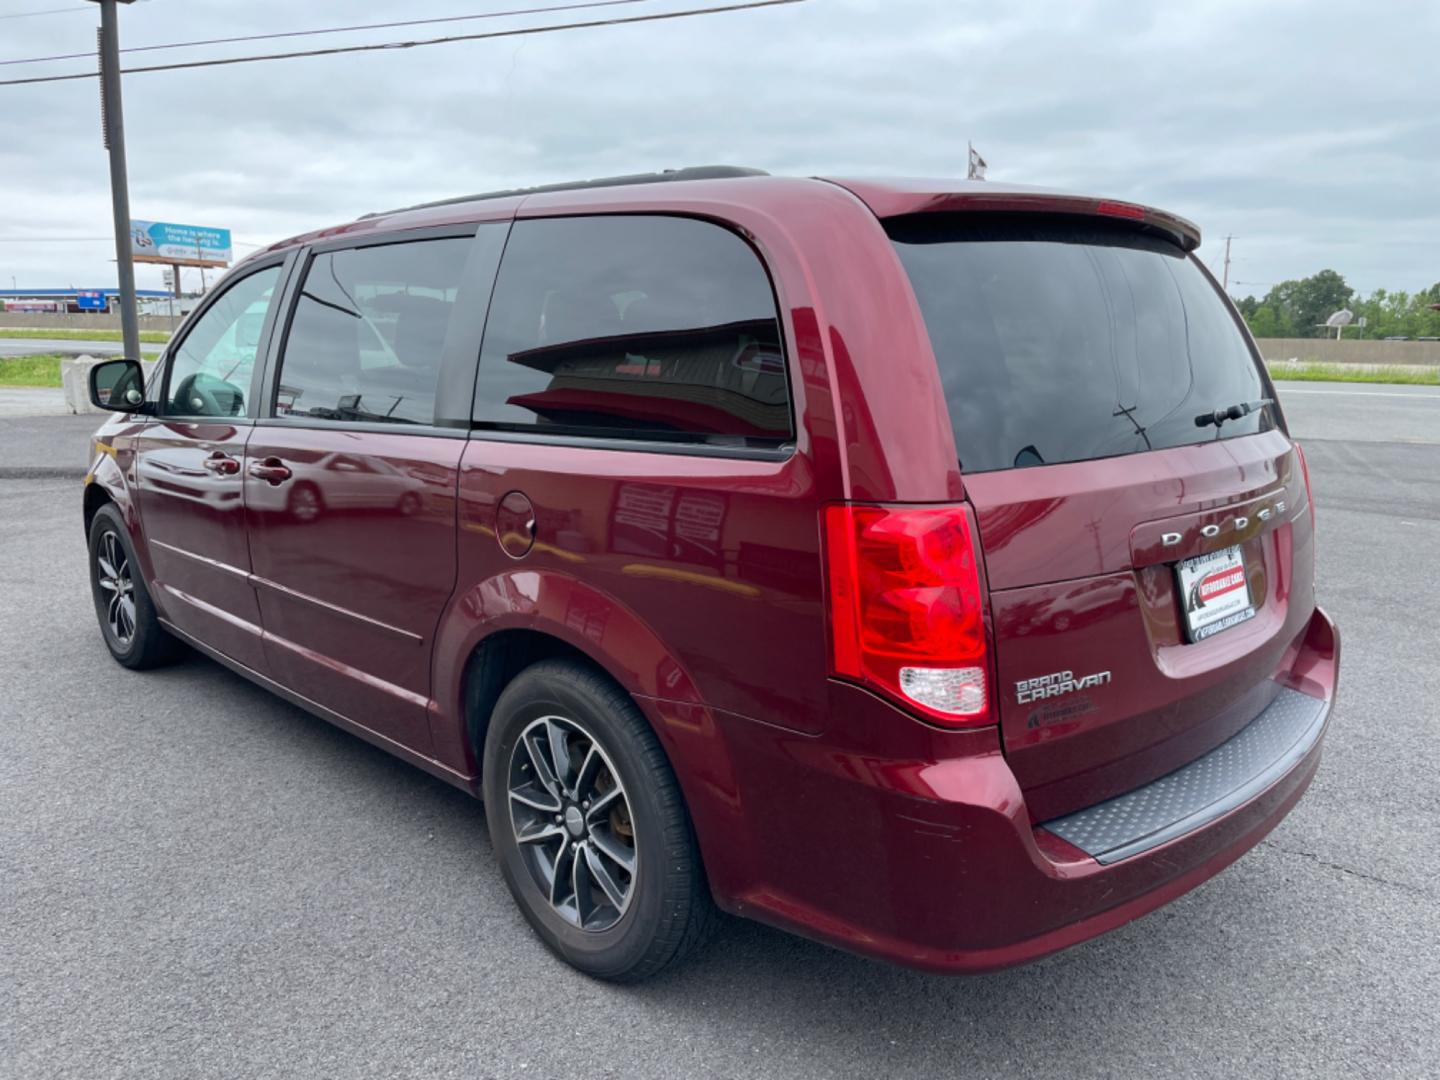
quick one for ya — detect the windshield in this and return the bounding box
[889,214,1279,473]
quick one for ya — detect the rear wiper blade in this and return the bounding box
[1194,398,1273,428]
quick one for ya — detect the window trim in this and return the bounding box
[251,415,469,440]
[466,426,794,461]
[468,212,797,460]
[257,222,504,434]
[155,252,296,423]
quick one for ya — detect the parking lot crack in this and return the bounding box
[1261,841,1430,896]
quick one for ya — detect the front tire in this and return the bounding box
[88,503,183,669]
[483,659,715,981]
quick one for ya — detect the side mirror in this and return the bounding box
[88,358,148,413]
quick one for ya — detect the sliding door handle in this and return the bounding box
[247,458,292,485]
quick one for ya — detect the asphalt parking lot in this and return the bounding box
[3,383,1438,1079]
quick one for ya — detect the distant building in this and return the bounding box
[0,287,171,315]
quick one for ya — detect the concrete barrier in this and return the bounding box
[0,312,180,333]
[60,355,159,415]
[1254,337,1440,366]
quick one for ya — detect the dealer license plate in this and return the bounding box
[1176,545,1255,642]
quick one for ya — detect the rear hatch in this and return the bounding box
[887,211,1315,822]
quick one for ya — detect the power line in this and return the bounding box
[0,5,89,20]
[0,0,804,87]
[0,0,652,67]
[0,0,149,20]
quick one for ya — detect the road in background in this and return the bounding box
[0,388,69,422]
[1278,381,1440,444]
[0,338,127,358]
[3,384,1437,1079]
[0,413,96,477]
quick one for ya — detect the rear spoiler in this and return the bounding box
[826,181,1202,252]
[898,192,1199,252]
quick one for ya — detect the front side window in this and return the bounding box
[273,238,470,426]
[164,266,280,417]
[473,215,791,448]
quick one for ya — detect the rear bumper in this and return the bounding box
[1041,684,1327,864]
[675,605,1338,974]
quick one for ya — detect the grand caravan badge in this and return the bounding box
[1015,669,1112,704]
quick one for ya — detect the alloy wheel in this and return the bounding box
[96,530,136,646]
[507,715,638,932]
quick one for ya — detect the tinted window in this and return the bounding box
[473,216,790,447]
[165,266,279,417]
[889,216,1276,473]
[274,238,470,426]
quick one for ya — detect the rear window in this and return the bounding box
[888,215,1277,473]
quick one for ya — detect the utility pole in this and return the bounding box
[1222,235,1234,292]
[88,0,140,362]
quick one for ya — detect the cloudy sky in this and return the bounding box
[0,0,1434,298]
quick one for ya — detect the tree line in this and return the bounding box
[1233,270,1440,339]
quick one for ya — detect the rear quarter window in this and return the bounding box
[888,214,1278,473]
[473,215,791,449]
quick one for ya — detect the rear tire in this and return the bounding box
[87,503,183,670]
[483,659,716,981]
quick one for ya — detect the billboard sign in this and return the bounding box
[76,290,108,311]
[129,219,232,268]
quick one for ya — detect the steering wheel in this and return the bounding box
[172,371,241,417]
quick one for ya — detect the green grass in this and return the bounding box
[0,353,66,387]
[1267,361,1439,385]
[0,351,160,388]
[0,327,171,344]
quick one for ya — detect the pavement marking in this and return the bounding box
[1280,388,1440,399]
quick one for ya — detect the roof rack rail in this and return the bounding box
[359,165,769,219]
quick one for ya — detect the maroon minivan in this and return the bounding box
[83,167,1339,981]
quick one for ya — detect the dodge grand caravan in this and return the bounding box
[82,167,1339,981]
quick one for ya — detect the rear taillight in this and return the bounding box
[823,504,992,727]
[1295,443,1316,527]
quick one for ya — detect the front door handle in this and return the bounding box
[247,458,293,485]
[202,451,240,476]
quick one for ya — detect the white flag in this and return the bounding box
[967,144,988,180]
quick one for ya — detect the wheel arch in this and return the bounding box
[83,446,133,534]
[82,479,114,537]
[83,446,158,593]
[460,627,598,774]
[431,569,748,900]
[433,569,706,766]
